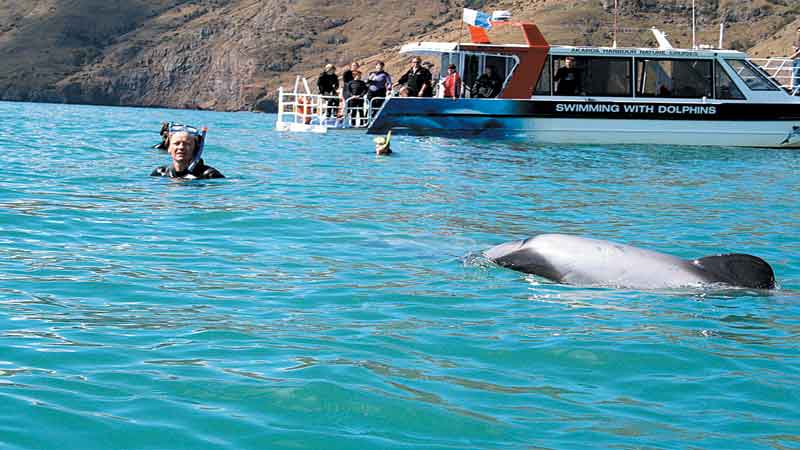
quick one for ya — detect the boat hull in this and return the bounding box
[368,98,800,148]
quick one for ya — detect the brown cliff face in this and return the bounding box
[0,0,797,111]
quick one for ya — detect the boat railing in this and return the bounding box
[750,58,799,94]
[276,82,390,132]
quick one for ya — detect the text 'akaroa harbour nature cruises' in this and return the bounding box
[276,10,800,148]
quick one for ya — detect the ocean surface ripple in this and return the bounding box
[0,101,799,449]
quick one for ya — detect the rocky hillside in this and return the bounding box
[0,0,798,111]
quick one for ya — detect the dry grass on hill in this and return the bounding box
[0,0,797,110]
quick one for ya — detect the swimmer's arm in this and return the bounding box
[150,166,168,177]
[202,168,225,179]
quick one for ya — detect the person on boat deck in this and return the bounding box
[554,56,582,95]
[342,61,360,86]
[151,125,224,179]
[345,71,369,126]
[395,57,433,97]
[472,65,503,98]
[367,61,392,109]
[441,63,462,99]
[317,64,340,117]
[791,27,800,95]
[341,61,361,103]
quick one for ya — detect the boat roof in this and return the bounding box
[399,41,748,59]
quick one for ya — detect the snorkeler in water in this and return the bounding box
[153,122,170,150]
[150,123,224,179]
[374,130,392,156]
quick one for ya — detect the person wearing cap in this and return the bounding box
[317,64,340,117]
[374,131,392,156]
[151,124,224,179]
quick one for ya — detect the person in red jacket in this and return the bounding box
[441,64,462,99]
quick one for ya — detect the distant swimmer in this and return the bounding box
[374,130,392,156]
[485,234,776,290]
[150,123,224,179]
[153,121,170,150]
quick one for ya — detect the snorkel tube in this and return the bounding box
[187,126,207,173]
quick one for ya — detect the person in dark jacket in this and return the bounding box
[554,56,582,95]
[395,57,433,97]
[341,61,361,104]
[366,61,392,109]
[151,125,223,179]
[472,65,503,98]
[317,64,340,117]
[345,71,369,126]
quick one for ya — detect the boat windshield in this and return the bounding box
[715,61,746,100]
[725,59,781,91]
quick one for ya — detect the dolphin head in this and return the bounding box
[484,238,564,282]
[692,254,776,289]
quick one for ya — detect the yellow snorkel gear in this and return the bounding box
[373,130,392,147]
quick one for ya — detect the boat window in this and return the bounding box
[715,62,745,100]
[636,59,712,98]
[554,56,631,97]
[463,54,481,97]
[725,59,780,91]
[439,53,455,78]
[534,56,552,95]
[485,55,508,81]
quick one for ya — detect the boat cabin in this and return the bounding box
[401,34,795,103]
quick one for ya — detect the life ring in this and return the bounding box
[297,96,312,124]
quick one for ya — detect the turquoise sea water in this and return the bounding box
[0,100,799,449]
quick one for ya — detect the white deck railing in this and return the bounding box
[750,58,799,94]
[276,78,390,132]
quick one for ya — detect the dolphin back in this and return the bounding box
[485,234,777,290]
[693,254,776,289]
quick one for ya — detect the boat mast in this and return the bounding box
[613,0,619,48]
[692,0,697,50]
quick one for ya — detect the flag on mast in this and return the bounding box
[462,8,492,30]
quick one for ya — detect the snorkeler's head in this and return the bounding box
[373,131,392,155]
[168,131,198,168]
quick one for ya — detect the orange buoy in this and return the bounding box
[297,96,312,124]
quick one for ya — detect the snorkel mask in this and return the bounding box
[167,123,208,172]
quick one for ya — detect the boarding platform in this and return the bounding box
[276,76,387,133]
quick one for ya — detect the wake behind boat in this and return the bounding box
[276,10,800,148]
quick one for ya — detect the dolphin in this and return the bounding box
[484,234,775,289]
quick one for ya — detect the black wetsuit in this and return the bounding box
[150,159,224,179]
[346,79,369,125]
[342,69,355,85]
[317,72,340,117]
[397,67,433,97]
[554,67,581,95]
[317,72,339,96]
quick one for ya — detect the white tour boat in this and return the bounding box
[276,17,800,148]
